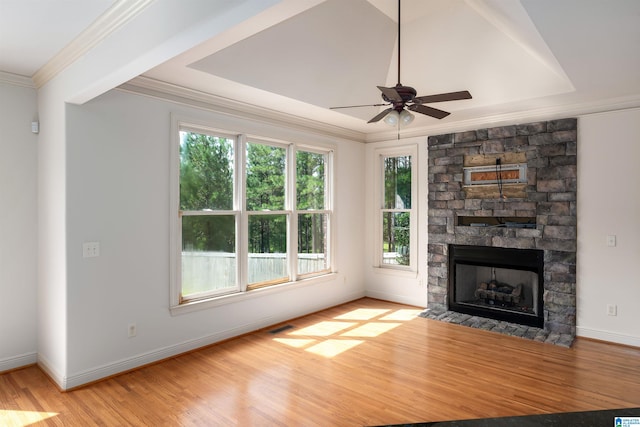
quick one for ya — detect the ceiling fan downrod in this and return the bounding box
[397,0,402,87]
[329,0,472,124]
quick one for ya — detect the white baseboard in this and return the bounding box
[365,289,428,307]
[61,292,365,390]
[577,326,640,348]
[0,352,37,373]
[62,317,278,390]
[37,352,67,389]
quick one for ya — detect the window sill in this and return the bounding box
[372,266,418,279]
[170,272,339,316]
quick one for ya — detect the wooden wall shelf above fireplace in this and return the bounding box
[462,183,527,199]
[457,216,536,228]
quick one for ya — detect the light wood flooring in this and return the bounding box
[2,298,639,426]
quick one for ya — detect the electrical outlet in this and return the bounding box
[606,235,617,247]
[607,304,617,316]
[82,241,100,258]
[128,323,137,338]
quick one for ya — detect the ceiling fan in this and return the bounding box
[330,0,472,125]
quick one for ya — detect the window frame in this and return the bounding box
[244,137,291,289]
[170,118,335,311]
[375,145,418,271]
[176,129,240,302]
[293,144,333,281]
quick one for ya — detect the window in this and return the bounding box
[246,140,289,288]
[171,122,333,306]
[179,131,238,299]
[296,149,330,276]
[377,147,416,269]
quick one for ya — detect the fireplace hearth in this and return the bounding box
[449,245,544,328]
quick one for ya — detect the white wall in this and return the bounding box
[61,89,365,387]
[576,108,640,347]
[363,136,429,307]
[0,81,38,371]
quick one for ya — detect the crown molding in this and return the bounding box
[118,76,367,144]
[0,71,35,89]
[118,75,640,144]
[32,0,155,88]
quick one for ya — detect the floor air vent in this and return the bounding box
[268,325,294,334]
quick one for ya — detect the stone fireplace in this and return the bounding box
[426,119,577,342]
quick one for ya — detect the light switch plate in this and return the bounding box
[83,241,100,258]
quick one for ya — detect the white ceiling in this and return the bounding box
[1,0,639,141]
[0,0,115,77]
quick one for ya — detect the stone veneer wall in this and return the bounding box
[427,118,577,336]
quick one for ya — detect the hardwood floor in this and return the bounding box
[2,298,639,426]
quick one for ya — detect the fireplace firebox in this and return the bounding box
[448,245,544,328]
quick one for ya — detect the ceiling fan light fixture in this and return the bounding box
[399,109,414,127]
[383,110,400,126]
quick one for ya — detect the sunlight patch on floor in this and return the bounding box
[305,339,364,358]
[333,308,391,320]
[0,410,59,426]
[340,322,401,337]
[273,306,420,358]
[272,338,316,348]
[289,321,356,337]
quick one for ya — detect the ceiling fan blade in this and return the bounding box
[408,104,451,119]
[368,107,394,123]
[377,86,403,103]
[413,90,472,104]
[330,103,388,110]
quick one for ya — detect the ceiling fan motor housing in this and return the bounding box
[382,85,417,108]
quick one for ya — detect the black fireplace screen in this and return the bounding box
[449,245,544,328]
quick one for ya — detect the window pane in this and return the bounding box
[382,212,410,266]
[179,132,234,211]
[298,213,328,275]
[246,143,286,211]
[248,214,288,284]
[182,215,236,297]
[383,155,411,209]
[297,151,325,210]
